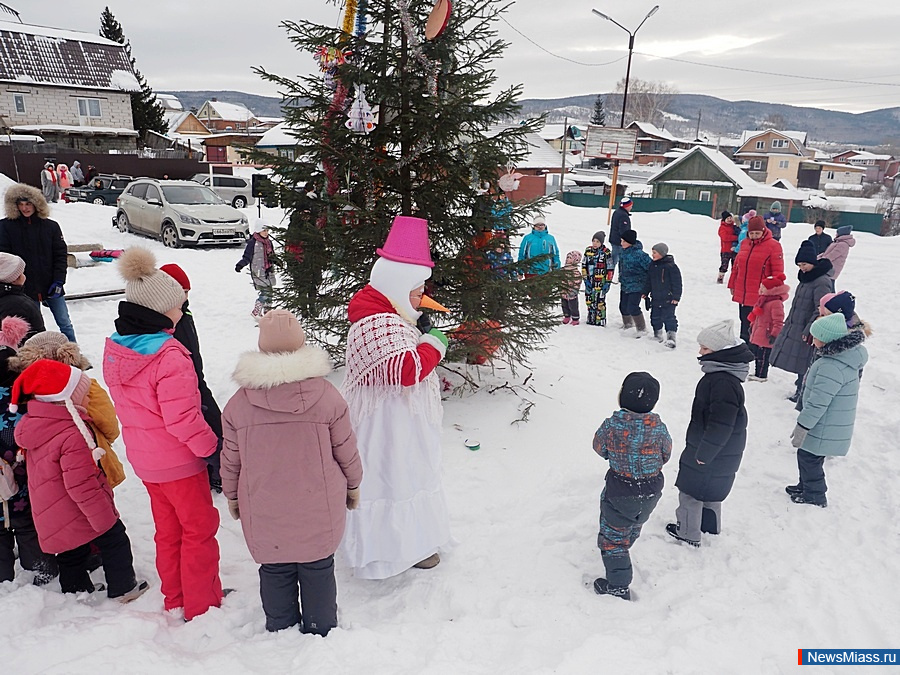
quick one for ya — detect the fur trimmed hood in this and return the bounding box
[3,183,50,220]
[232,344,332,390]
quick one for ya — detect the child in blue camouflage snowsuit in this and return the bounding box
[592,372,671,600]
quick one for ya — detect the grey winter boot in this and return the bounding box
[653,329,664,342]
[664,331,677,349]
[632,313,648,338]
[620,315,634,331]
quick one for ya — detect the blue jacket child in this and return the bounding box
[592,372,671,600]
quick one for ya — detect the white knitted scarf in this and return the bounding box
[342,312,442,427]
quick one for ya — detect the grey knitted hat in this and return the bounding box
[697,319,738,352]
[118,247,185,315]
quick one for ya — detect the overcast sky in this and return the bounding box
[16,1,900,114]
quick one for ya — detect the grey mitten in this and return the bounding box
[790,424,809,449]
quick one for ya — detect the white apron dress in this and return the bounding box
[340,312,451,579]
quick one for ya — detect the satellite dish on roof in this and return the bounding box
[425,0,451,40]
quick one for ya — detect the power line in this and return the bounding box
[498,16,627,68]
[635,52,900,88]
[498,15,900,89]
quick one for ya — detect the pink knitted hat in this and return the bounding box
[376,216,434,268]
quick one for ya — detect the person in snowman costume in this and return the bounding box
[340,215,452,579]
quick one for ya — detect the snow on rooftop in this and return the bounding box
[740,129,809,145]
[256,122,298,147]
[109,70,140,92]
[0,20,136,91]
[11,124,138,136]
[0,19,121,46]
[649,145,806,200]
[628,121,684,144]
[205,100,256,121]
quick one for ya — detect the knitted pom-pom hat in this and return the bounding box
[8,331,91,372]
[0,316,29,351]
[118,248,185,315]
[9,359,103,460]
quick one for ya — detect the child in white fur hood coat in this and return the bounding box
[221,310,362,635]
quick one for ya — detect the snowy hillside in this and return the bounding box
[3,192,899,674]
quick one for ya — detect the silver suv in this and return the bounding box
[113,179,249,248]
[190,173,253,208]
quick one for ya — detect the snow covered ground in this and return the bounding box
[3,187,899,674]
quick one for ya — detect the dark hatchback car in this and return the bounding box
[66,174,134,205]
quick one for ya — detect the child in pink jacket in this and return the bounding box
[103,248,223,621]
[12,359,147,601]
[747,274,789,382]
[222,311,362,635]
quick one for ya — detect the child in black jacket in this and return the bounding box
[645,243,682,348]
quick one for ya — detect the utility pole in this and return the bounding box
[559,116,568,197]
[696,109,702,141]
[592,5,659,227]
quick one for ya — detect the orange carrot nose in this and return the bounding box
[419,295,449,312]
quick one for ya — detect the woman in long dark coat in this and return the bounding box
[771,240,833,402]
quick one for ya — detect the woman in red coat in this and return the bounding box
[717,211,739,284]
[728,216,784,342]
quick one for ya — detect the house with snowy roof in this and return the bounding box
[0,17,140,151]
[626,120,690,165]
[648,145,806,217]
[733,129,813,185]
[832,149,896,183]
[195,99,259,133]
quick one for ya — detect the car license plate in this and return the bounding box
[213,228,234,236]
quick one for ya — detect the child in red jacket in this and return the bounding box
[747,274,789,381]
[12,359,147,601]
[717,211,739,284]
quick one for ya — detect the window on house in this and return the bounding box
[755,141,765,150]
[772,139,787,148]
[278,148,295,160]
[826,171,835,180]
[77,98,102,118]
[674,189,686,200]
[752,160,763,170]
[699,191,711,201]
[12,93,26,114]
[779,160,790,169]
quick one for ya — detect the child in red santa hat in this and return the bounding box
[12,359,147,601]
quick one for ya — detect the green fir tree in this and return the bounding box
[100,7,167,140]
[590,93,606,126]
[252,0,565,368]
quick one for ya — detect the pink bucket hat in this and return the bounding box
[376,216,434,268]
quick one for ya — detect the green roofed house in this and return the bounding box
[647,145,806,217]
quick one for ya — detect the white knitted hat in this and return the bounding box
[118,248,185,315]
[697,319,739,352]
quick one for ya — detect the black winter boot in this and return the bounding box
[665,523,700,547]
[784,484,803,496]
[791,493,827,507]
[593,578,631,600]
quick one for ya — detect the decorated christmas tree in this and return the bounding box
[254,0,566,368]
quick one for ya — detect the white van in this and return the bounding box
[190,173,253,208]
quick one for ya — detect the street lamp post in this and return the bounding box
[591,5,658,226]
[591,5,658,128]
